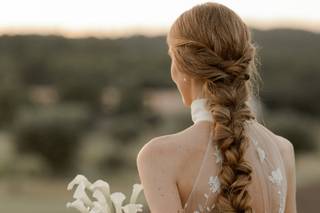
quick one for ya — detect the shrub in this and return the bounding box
[12,103,92,175]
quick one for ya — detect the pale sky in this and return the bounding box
[1,0,319,37]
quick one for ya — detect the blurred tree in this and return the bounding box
[12,104,92,175]
[264,108,318,154]
[252,28,320,117]
[0,56,26,128]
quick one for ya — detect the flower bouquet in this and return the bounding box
[66,174,144,213]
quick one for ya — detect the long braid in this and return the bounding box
[204,54,256,212]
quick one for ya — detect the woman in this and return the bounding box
[137,2,297,213]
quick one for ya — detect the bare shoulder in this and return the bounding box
[275,134,295,157]
[136,132,185,173]
[136,130,192,212]
[274,134,296,176]
[137,134,178,164]
[136,126,194,177]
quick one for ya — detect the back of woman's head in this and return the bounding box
[167,2,261,212]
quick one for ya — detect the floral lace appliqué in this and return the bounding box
[269,167,283,186]
[208,175,220,193]
[257,147,266,162]
[268,167,285,213]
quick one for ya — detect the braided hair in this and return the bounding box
[167,2,261,212]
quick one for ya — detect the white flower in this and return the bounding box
[90,180,113,213]
[208,175,220,193]
[129,184,143,204]
[268,167,283,186]
[111,192,126,213]
[66,174,144,213]
[90,180,111,196]
[68,174,92,191]
[73,182,94,207]
[66,175,93,213]
[256,147,266,162]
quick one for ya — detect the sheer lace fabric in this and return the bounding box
[182,119,288,213]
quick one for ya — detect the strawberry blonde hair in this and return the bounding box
[167,2,261,212]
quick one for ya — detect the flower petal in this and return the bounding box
[129,184,143,204]
[111,192,126,213]
[73,182,93,207]
[68,174,92,191]
[89,201,108,213]
[122,203,143,213]
[93,190,107,205]
[90,180,110,195]
[91,180,114,213]
[66,199,90,213]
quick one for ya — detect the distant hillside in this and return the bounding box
[0,28,319,117]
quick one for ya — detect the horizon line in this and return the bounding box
[0,19,319,39]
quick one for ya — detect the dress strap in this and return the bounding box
[183,127,214,209]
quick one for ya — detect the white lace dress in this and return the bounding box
[182,98,295,213]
